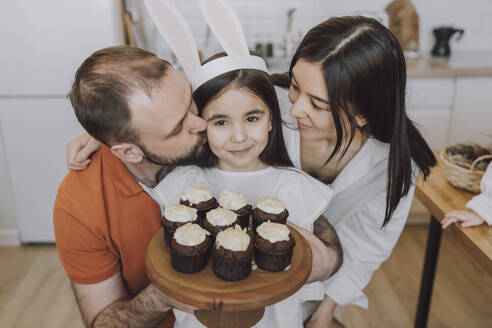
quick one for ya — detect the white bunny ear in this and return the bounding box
[199,0,250,56]
[144,0,201,78]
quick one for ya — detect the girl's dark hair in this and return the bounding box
[193,53,293,168]
[281,16,436,227]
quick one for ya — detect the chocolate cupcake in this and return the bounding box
[213,225,253,281]
[180,186,218,220]
[161,204,198,245]
[202,207,239,238]
[219,190,252,229]
[251,196,289,232]
[254,222,296,272]
[170,223,211,273]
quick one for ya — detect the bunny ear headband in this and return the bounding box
[144,0,268,91]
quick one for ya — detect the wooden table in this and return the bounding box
[414,153,492,328]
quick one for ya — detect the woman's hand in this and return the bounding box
[305,296,344,328]
[442,210,485,229]
[66,133,101,170]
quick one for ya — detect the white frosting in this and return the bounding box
[254,196,286,214]
[219,190,248,211]
[164,204,197,222]
[180,186,213,205]
[257,221,290,243]
[206,207,237,227]
[215,225,250,251]
[174,223,211,246]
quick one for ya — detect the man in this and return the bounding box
[57,46,341,328]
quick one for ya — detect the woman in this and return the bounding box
[272,16,436,326]
[67,16,436,327]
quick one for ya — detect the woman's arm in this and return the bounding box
[323,184,416,308]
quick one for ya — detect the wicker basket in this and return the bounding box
[440,148,492,193]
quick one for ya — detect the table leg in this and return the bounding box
[415,216,442,328]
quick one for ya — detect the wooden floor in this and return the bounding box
[0,226,491,328]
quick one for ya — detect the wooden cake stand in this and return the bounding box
[145,226,312,328]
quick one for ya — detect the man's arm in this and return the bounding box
[313,215,343,276]
[287,217,342,284]
[74,271,194,328]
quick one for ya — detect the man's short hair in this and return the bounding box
[68,46,171,146]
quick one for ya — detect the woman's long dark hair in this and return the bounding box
[276,16,436,227]
[193,53,293,168]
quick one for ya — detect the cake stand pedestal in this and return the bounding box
[145,227,312,328]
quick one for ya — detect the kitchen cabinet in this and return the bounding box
[449,77,492,144]
[0,122,18,245]
[0,0,123,243]
[0,99,84,242]
[406,78,455,150]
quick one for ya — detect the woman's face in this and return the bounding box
[202,87,271,171]
[289,59,342,142]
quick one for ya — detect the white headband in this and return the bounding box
[189,55,268,90]
[145,0,268,91]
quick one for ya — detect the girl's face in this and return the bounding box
[202,87,271,171]
[288,59,342,142]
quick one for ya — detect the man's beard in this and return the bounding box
[137,133,211,167]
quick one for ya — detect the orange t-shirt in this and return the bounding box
[54,145,174,327]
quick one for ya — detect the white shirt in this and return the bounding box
[153,165,334,327]
[466,162,492,225]
[277,86,419,308]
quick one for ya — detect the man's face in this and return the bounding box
[128,68,208,166]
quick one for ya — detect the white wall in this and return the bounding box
[139,0,492,62]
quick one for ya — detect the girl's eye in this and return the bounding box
[291,83,299,91]
[246,116,258,123]
[214,120,227,126]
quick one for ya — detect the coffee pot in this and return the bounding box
[431,26,464,57]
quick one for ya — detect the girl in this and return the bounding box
[442,162,492,228]
[153,55,341,328]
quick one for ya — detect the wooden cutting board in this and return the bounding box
[145,226,312,327]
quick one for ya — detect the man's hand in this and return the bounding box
[146,284,197,314]
[73,271,196,328]
[287,222,340,284]
[66,133,101,170]
[442,210,485,229]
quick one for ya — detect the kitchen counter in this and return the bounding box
[407,52,492,78]
[269,52,492,78]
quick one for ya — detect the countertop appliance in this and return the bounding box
[431,26,464,57]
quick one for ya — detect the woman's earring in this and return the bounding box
[268,122,272,132]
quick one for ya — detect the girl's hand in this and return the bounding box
[442,210,485,229]
[66,133,101,170]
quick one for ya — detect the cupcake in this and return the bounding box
[170,223,211,273]
[219,190,252,229]
[202,207,239,238]
[251,196,289,232]
[161,204,198,245]
[213,225,253,281]
[254,221,296,272]
[180,186,218,220]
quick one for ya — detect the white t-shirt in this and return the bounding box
[153,165,334,327]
